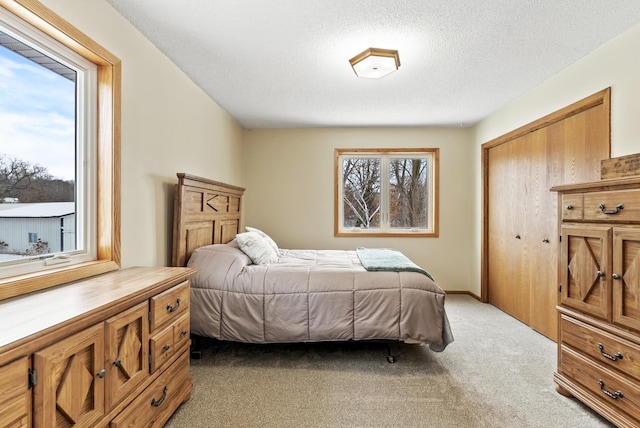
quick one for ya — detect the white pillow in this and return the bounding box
[246,227,278,254]
[236,231,278,265]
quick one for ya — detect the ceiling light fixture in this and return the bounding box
[349,47,400,79]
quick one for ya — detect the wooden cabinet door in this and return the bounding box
[105,301,149,411]
[560,225,612,320]
[613,228,640,332]
[33,323,105,428]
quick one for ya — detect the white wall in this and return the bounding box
[40,0,245,267]
[243,127,474,292]
[470,23,640,296]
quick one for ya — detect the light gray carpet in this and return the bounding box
[166,294,615,427]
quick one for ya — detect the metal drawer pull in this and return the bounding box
[598,343,623,361]
[566,205,573,210]
[597,271,605,278]
[612,273,621,280]
[598,380,623,400]
[114,358,121,367]
[181,329,188,337]
[599,203,624,215]
[151,386,168,407]
[163,344,171,351]
[97,369,106,378]
[542,238,550,243]
[515,234,521,239]
[166,298,181,313]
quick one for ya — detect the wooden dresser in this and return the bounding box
[0,266,195,428]
[552,176,640,427]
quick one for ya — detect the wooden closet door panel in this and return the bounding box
[488,135,531,323]
[529,128,558,340]
[558,105,608,185]
[488,140,512,312]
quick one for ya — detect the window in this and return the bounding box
[0,1,120,300]
[335,148,439,237]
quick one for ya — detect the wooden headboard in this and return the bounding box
[172,173,245,267]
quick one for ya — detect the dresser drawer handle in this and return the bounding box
[599,380,624,400]
[599,203,624,215]
[598,343,623,361]
[151,386,168,407]
[166,298,181,313]
[181,329,188,337]
[566,204,573,210]
[163,344,171,352]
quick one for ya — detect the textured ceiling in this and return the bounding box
[105,0,640,129]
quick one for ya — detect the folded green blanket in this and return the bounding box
[356,247,434,281]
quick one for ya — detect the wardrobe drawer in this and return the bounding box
[111,350,191,428]
[561,316,640,382]
[560,345,640,419]
[150,280,190,331]
[562,194,583,220]
[583,190,640,222]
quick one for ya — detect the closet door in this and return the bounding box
[484,89,610,341]
[488,134,532,324]
[529,128,557,337]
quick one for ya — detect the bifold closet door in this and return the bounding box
[488,134,532,324]
[487,98,609,341]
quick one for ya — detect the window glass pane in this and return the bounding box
[389,158,428,229]
[342,157,381,229]
[0,30,76,262]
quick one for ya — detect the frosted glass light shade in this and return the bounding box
[349,48,400,79]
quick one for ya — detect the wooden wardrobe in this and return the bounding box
[482,88,611,341]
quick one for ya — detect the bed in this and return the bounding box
[172,173,453,358]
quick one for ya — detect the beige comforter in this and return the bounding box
[187,244,453,351]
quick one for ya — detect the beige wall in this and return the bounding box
[470,23,640,296]
[40,0,245,268]
[242,128,474,292]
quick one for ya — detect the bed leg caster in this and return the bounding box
[387,343,398,363]
[190,335,203,359]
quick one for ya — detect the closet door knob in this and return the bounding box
[597,271,605,278]
[613,273,621,280]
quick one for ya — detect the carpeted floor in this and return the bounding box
[165,294,615,427]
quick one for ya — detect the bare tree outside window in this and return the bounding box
[390,158,428,229]
[335,148,438,237]
[342,158,381,228]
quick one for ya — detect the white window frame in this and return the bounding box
[0,8,97,277]
[335,148,439,237]
[0,0,121,301]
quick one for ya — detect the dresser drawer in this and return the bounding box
[0,357,30,428]
[561,345,640,419]
[562,194,583,220]
[150,323,175,372]
[174,313,190,351]
[150,280,190,331]
[583,190,640,222]
[561,316,640,382]
[111,349,191,428]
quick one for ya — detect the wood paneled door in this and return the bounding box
[483,88,611,341]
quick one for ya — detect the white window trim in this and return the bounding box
[335,148,439,237]
[0,0,121,301]
[0,8,98,277]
